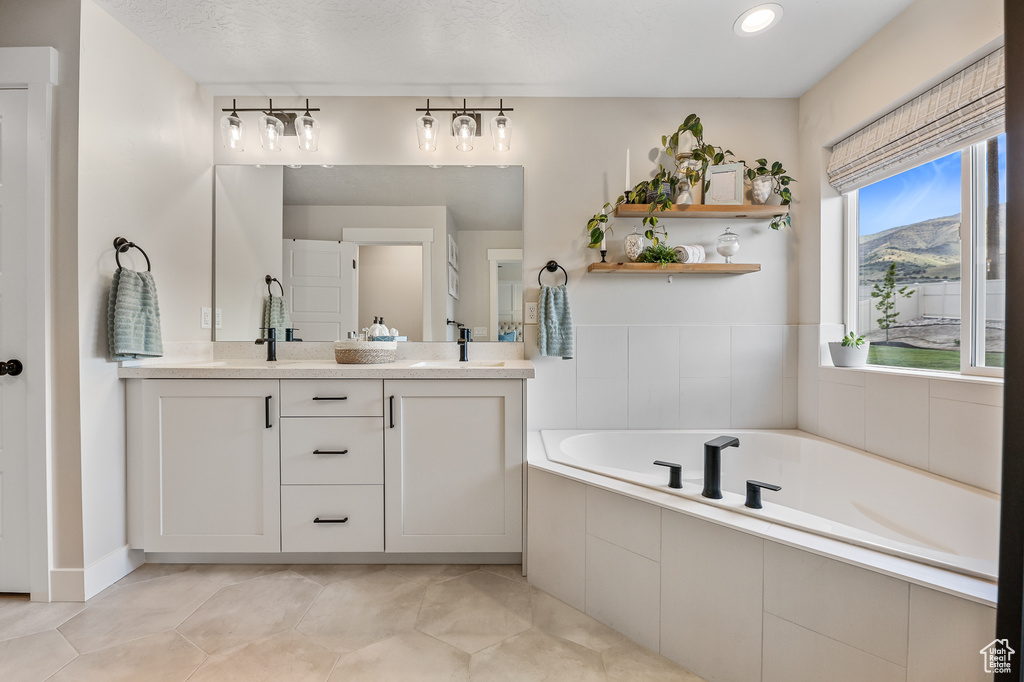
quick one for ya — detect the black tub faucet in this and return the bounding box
[654,461,683,488]
[702,435,740,499]
[255,327,277,362]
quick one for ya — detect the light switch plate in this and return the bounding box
[473,326,487,338]
[201,307,212,329]
[215,308,222,330]
[526,302,538,324]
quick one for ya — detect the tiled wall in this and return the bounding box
[529,324,798,432]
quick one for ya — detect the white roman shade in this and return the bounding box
[827,47,1004,193]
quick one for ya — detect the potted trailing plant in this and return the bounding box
[586,168,677,250]
[663,114,735,198]
[828,332,869,367]
[745,158,795,229]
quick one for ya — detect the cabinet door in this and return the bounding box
[384,379,523,553]
[139,380,281,553]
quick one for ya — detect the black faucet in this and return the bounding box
[702,435,740,499]
[255,327,277,362]
[458,327,472,361]
[745,480,781,509]
[654,460,683,488]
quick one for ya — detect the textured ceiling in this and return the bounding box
[282,165,524,232]
[93,0,915,98]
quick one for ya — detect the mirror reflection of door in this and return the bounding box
[281,239,358,341]
[357,245,423,340]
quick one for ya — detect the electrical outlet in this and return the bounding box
[201,307,212,329]
[215,308,222,330]
[473,326,487,338]
[526,302,538,323]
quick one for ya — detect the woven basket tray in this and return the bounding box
[334,340,398,364]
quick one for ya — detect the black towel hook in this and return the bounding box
[113,237,151,271]
[537,260,568,287]
[266,275,284,296]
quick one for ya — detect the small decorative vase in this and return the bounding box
[624,228,645,262]
[676,177,693,205]
[751,176,773,205]
[716,227,740,263]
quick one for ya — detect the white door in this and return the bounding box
[0,89,30,592]
[282,239,358,341]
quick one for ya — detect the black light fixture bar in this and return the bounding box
[415,98,513,113]
[221,98,321,113]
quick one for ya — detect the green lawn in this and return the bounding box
[868,345,1004,371]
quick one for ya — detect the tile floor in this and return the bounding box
[1,563,705,681]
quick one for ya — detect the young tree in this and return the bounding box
[871,261,915,342]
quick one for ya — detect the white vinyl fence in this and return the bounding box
[857,279,1005,332]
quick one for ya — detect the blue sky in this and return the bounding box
[858,134,1006,236]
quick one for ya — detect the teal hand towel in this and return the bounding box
[538,284,574,359]
[263,294,292,339]
[107,268,163,361]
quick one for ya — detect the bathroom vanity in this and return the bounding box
[121,358,533,560]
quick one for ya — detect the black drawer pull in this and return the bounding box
[265,395,272,429]
[313,517,349,524]
[312,396,348,401]
[313,449,349,455]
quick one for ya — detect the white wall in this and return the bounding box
[215,165,283,340]
[358,245,423,340]
[455,230,522,339]
[283,204,448,341]
[77,0,213,574]
[797,0,1004,490]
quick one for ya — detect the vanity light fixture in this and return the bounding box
[219,98,322,152]
[414,99,514,152]
[733,3,783,36]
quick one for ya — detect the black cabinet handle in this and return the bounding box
[313,517,349,524]
[313,449,349,455]
[312,396,348,401]
[389,395,395,429]
[0,359,23,376]
[265,395,272,429]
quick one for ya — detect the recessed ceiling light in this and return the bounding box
[734,3,783,36]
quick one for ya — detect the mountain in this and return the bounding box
[858,204,1005,282]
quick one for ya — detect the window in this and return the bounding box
[847,132,1006,376]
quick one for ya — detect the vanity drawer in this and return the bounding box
[281,485,383,552]
[280,380,383,417]
[281,417,383,485]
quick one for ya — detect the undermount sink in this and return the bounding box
[411,361,506,368]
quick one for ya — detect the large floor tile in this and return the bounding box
[469,628,605,682]
[189,563,289,587]
[0,596,84,642]
[531,587,626,652]
[416,570,532,654]
[58,571,219,653]
[330,629,470,682]
[0,629,77,682]
[188,630,338,682]
[603,640,705,682]
[177,572,321,654]
[481,564,526,583]
[297,570,425,653]
[289,564,385,586]
[48,630,205,682]
[386,564,479,586]
[115,563,192,587]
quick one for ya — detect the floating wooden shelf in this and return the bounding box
[588,262,761,275]
[613,203,788,219]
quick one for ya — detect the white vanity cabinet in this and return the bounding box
[128,379,282,553]
[384,379,524,553]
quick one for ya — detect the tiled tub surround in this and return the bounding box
[527,433,997,682]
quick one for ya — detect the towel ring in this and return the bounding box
[113,237,151,272]
[538,260,568,287]
[266,275,284,296]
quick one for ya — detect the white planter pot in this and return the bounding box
[828,341,869,368]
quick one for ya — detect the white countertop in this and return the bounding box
[118,358,535,379]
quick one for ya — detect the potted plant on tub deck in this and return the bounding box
[828,332,869,368]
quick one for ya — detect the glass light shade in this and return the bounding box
[490,113,512,152]
[416,114,438,151]
[453,114,476,152]
[295,113,320,152]
[258,114,285,151]
[219,113,245,151]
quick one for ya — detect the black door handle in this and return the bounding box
[389,395,395,429]
[265,395,272,429]
[313,517,349,524]
[0,359,23,376]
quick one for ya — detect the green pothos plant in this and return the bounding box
[587,165,676,249]
[746,158,795,230]
[663,113,734,194]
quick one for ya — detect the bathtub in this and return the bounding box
[540,428,999,580]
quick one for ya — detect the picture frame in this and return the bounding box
[447,234,459,270]
[447,264,460,300]
[704,163,745,205]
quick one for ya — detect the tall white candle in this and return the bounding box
[626,148,630,190]
[600,211,607,250]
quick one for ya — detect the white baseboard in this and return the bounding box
[49,545,144,602]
